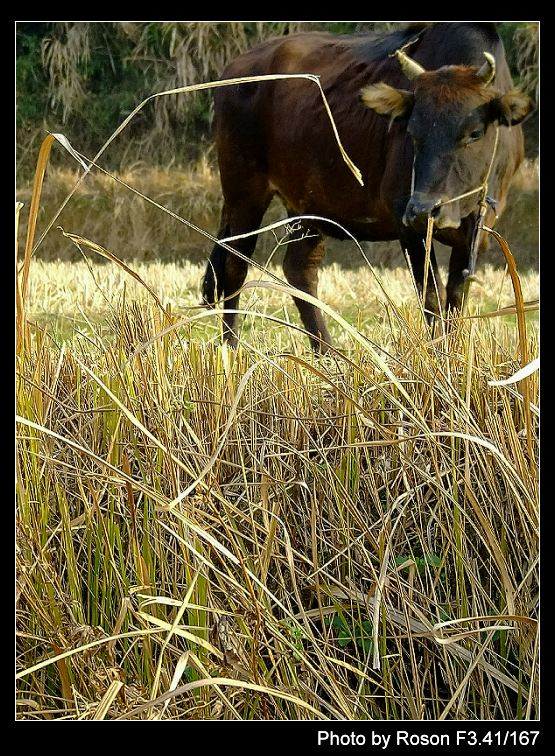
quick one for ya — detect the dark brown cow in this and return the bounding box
[202,22,533,350]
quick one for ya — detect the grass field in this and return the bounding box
[24,256,538,346]
[16,148,539,720]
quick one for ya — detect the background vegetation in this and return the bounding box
[16,21,539,177]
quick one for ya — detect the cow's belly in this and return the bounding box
[269,169,400,242]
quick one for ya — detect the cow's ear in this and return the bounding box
[360,83,414,119]
[491,90,534,126]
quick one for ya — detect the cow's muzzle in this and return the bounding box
[403,193,460,230]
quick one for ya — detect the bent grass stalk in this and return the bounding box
[484,226,534,461]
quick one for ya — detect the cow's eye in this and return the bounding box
[466,128,485,144]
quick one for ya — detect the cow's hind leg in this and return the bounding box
[202,216,230,307]
[282,226,332,352]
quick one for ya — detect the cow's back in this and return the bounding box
[212,31,406,226]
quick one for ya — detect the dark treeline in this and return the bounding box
[16,22,538,177]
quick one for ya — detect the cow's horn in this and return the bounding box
[476,52,496,85]
[395,50,426,80]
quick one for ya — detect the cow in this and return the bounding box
[201,22,533,351]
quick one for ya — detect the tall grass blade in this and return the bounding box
[484,226,535,462]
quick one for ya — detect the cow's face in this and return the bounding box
[361,53,533,230]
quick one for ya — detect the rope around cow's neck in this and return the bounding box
[413,124,500,286]
[463,125,500,280]
[415,125,499,318]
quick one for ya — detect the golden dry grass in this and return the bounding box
[17,249,539,720]
[24,257,538,347]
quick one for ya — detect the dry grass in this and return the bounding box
[513,22,539,100]
[24,258,538,347]
[17,251,539,721]
[18,159,222,263]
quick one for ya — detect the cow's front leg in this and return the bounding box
[401,231,447,321]
[446,241,474,312]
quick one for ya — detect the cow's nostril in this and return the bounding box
[403,194,448,229]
